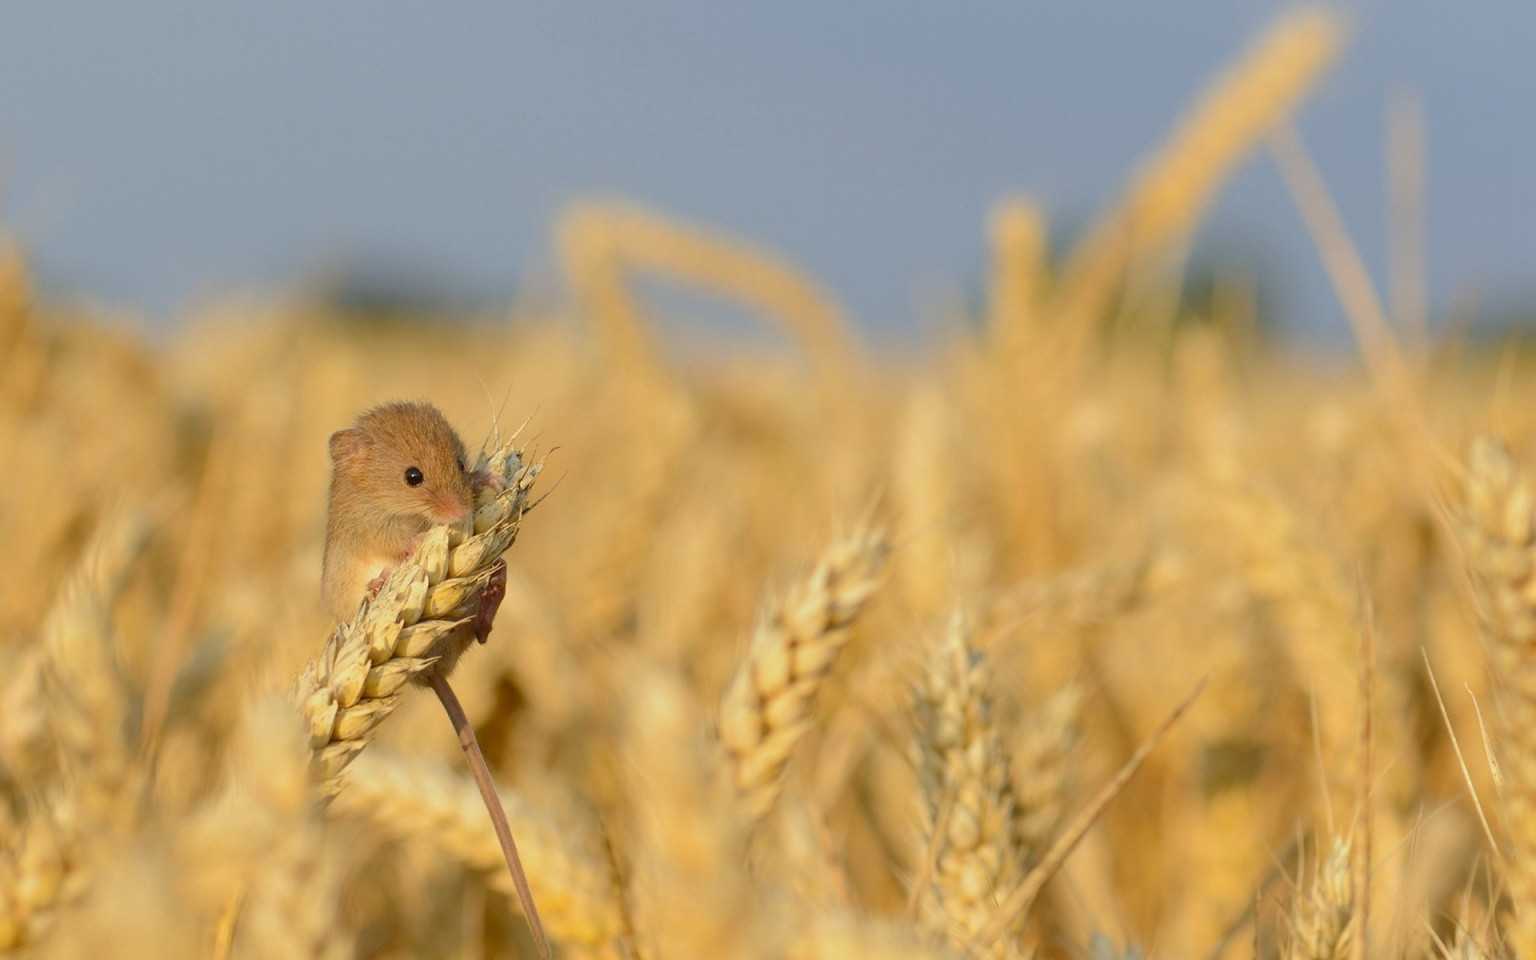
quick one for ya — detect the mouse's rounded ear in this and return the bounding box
[329,428,365,463]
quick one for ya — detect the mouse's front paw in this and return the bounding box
[366,570,391,598]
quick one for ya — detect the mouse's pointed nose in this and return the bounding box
[431,495,474,527]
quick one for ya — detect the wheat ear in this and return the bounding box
[297,433,549,956]
[0,795,84,951]
[0,514,152,950]
[1284,838,1354,960]
[719,524,890,822]
[912,613,1029,959]
[296,438,541,796]
[331,748,630,959]
[1012,685,1082,863]
[1453,437,1536,954]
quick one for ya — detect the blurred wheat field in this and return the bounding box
[4,8,1535,958]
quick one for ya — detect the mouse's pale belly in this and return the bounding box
[325,549,401,623]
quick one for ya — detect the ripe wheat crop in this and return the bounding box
[0,7,1529,957]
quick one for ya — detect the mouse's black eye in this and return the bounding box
[404,466,424,487]
[456,456,466,473]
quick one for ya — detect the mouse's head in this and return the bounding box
[329,401,475,527]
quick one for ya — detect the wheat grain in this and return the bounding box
[719,524,890,821]
[912,613,1029,959]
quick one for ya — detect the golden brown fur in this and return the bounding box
[322,401,476,622]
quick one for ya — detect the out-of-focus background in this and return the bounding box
[2,2,1532,338]
[7,5,1536,960]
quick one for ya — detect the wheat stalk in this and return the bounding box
[912,613,1029,959]
[331,748,631,959]
[719,524,890,821]
[296,437,542,796]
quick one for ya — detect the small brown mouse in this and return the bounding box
[322,401,503,636]
[322,400,545,957]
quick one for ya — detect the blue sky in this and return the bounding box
[1,2,1532,339]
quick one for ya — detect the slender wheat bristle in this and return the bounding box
[331,748,631,959]
[1284,838,1354,960]
[912,613,1030,959]
[296,440,541,795]
[719,524,890,822]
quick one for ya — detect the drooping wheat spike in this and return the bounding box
[557,201,861,392]
[1453,437,1536,954]
[1284,838,1354,960]
[912,613,1030,959]
[330,748,631,959]
[1051,7,1343,346]
[719,524,891,822]
[296,438,542,796]
[1012,685,1082,862]
[181,697,350,960]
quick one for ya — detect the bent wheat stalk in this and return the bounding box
[295,433,549,956]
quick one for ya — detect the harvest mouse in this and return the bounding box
[322,401,505,637]
[322,401,546,957]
